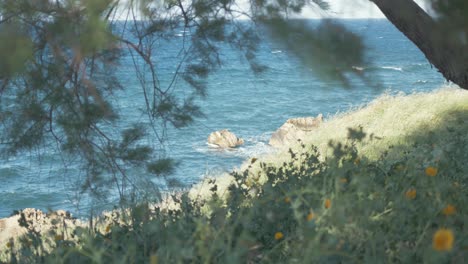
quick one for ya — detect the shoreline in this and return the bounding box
[2,86,467,255]
[0,208,85,250]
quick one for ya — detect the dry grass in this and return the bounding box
[252,86,468,166]
[190,86,468,200]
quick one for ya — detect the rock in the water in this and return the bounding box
[269,114,323,147]
[207,129,244,148]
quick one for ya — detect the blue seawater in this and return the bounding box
[0,19,446,218]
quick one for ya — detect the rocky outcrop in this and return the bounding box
[0,208,82,253]
[207,129,244,148]
[269,114,323,147]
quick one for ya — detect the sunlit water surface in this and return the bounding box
[0,20,446,218]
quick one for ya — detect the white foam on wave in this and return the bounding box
[234,141,274,158]
[271,50,283,54]
[414,80,429,84]
[0,163,30,173]
[194,134,274,158]
[381,66,404,72]
[352,66,365,71]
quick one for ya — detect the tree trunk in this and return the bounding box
[371,0,468,89]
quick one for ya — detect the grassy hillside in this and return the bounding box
[261,86,468,163]
[2,87,467,263]
[191,86,468,200]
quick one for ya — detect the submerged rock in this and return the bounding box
[269,114,323,147]
[207,129,244,148]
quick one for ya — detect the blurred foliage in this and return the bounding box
[430,0,468,29]
[1,0,467,221]
[2,0,468,263]
[260,18,371,88]
[0,23,33,77]
[3,123,467,263]
[369,0,468,88]
[0,0,335,211]
[429,0,468,43]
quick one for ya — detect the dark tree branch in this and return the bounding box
[371,0,468,89]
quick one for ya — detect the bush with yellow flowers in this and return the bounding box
[6,124,468,263]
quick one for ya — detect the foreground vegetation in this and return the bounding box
[2,88,467,263]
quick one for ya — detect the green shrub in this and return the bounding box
[5,122,466,264]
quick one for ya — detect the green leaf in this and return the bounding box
[147,158,178,176]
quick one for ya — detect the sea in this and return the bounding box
[0,19,447,218]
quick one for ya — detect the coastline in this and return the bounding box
[2,86,467,258]
[0,208,85,256]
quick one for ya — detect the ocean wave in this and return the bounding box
[381,66,404,72]
[413,80,429,85]
[0,164,29,175]
[352,66,365,71]
[175,30,190,37]
[271,50,283,54]
[194,135,274,158]
[234,141,274,158]
[405,63,429,70]
[352,65,404,72]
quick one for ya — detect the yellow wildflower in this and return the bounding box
[150,254,158,264]
[105,224,111,233]
[405,188,417,200]
[324,199,331,209]
[274,232,284,240]
[284,197,291,203]
[432,229,454,251]
[425,166,438,177]
[442,204,456,216]
[339,178,348,183]
[306,212,315,221]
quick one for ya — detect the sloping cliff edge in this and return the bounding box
[1,86,467,253]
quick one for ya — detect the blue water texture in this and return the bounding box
[0,20,446,218]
